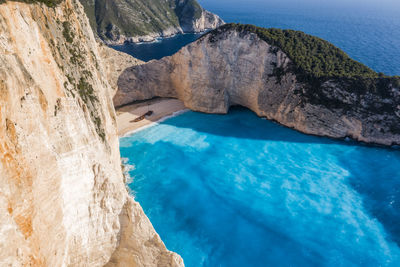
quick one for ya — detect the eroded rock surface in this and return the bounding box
[116,28,400,146]
[0,0,183,266]
[99,43,144,94]
[80,0,224,44]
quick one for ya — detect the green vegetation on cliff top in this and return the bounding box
[209,23,382,79]
[0,0,62,7]
[207,23,400,108]
[79,0,206,41]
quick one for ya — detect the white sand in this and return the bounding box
[116,98,186,137]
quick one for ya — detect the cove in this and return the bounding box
[119,107,400,266]
[110,33,202,62]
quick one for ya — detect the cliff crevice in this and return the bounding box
[0,0,183,266]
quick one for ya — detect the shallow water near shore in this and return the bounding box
[120,107,400,266]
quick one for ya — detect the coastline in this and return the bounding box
[116,98,187,137]
[104,29,213,46]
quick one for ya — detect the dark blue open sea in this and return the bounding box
[118,1,400,266]
[199,0,400,75]
[110,33,202,62]
[113,0,400,75]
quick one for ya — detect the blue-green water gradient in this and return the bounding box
[120,108,400,266]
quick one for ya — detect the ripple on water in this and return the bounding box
[120,108,400,267]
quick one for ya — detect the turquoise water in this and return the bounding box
[118,2,400,265]
[120,108,400,266]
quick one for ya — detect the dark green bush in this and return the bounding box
[0,0,63,7]
[208,23,377,79]
[63,21,74,43]
[206,23,400,97]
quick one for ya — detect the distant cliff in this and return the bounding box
[79,0,224,44]
[0,0,182,266]
[116,23,400,146]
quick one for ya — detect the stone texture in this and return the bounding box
[99,43,144,95]
[0,0,183,266]
[106,198,184,267]
[116,29,400,146]
[79,0,224,44]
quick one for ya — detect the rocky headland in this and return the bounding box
[116,23,400,146]
[79,0,224,44]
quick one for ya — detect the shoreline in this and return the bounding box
[122,109,190,137]
[116,98,187,137]
[104,29,212,46]
[116,99,400,149]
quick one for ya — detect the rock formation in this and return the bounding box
[0,0,183,266]
[79,0,224,44]
[99,43,144,93]
[116,24,400,146]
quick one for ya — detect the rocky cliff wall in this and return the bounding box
[99,43,144,94]
[79,0,224,44]
[116,28,400,146]
[0,0,182,266]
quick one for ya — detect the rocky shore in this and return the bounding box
[80,0,224,44]
[115,24,400,146]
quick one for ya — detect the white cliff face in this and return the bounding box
[102,16,225,45]
[99,43,144,95]
[104,27,186,45]
[179,9,225,34]
[114,30,292,111]
[0,0,183,266]
[116,29,400,146]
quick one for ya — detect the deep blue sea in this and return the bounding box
[120,108,400,267]
[110,33,202,62]
[112,0,400,75]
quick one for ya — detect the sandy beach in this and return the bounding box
[116,98,187,137]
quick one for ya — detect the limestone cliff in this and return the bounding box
[116,24,400,146]
[99,42,144,94]
[0,0,182,266]
[79,0,224,44]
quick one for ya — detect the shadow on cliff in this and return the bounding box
[156,105,367,147]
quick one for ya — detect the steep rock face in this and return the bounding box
[175,0,222,33]
[0,0,182,266]
[116,27,400,146]
[79,0,224,44]
[99,43,144,94]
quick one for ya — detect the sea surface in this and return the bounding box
[112,0,400,75]
[199,0,400,76]
[120,108,400,267]
[119,1,400,265]
[110,33,202,62]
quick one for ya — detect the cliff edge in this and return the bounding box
[116,24,400,146]
[0,0,182,266]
